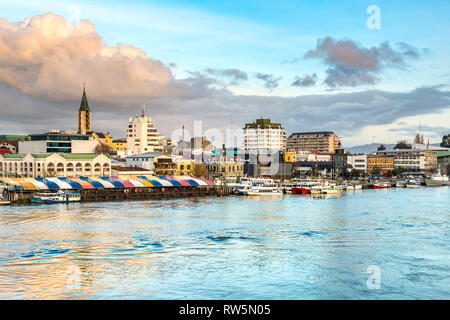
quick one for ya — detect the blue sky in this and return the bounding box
[0,0,449,146]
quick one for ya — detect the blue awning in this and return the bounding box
[137,176,163,187]
[157,176,182,187]
[58,177,83,189]
[35,178,60,190]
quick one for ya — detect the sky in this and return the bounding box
[0,0,449,147]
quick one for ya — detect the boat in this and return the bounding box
[345,185,355,191]
[321,188,341,195]
[354,184,362,190]
[310,185,324,194]
[292,186,311,194]
[247,183,282,196]
[31,191,81,204]
[373,182,391,189]
[395,181,405,188]
[425,173,450,187]
[405,182,421,188]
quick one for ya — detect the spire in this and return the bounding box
[79,84,90,111]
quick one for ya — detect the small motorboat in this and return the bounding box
[373,183,391,189]
[292,187,311,194]
[31,190,81,204]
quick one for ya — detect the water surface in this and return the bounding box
[0,187,448,299]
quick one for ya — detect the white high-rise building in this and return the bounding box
[126,106,164,156]
[243,118,286,151]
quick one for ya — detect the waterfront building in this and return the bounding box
[286,131,341,153]
[176,159,195,176]
[125,152,178,175]
[0,153,111,178]
[347,154,368,173]
[367,154,394,174]
[243,118,286,151]
[111,138,127,157]
[375,150,437,174]
[206,161,244,179]
[126,106,164,156]
[437,151,450,174]
[18,130,98,154]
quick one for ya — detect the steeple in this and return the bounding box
[78,83,92,135]
[79,83,90,111]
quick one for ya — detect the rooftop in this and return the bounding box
[289,131,336,138]
[244,118,282,129]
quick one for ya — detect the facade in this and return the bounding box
[367,154,394,174]
[287,131,341,153]
[375,150,438,174]
[0,153,111,178]
[243,118,286,151]
[206,160,244,179]
[437,151,450,174]
[347,154,368,173]
[126,107,164,156]
[112,138,127,157]
[176,159,195,176]
[78,87,92,135]
[19,130,97,154]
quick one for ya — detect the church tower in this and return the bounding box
[78,85,91,135]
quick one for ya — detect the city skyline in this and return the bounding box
[0,1,449,147]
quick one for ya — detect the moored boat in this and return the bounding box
[373,182,391,189]
[425,173,450,187]
[321,188,341,195]
[247,184,282,196]
[31,191,81,204]
[292,187,310,194]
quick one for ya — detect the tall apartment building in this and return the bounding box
[126,106,164,156]
[287,131,341,153]
[243,118,286,151]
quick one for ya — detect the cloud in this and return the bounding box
[305,37,421,87]
[0,14,448,148]
[255,73,282,89]
[206,68,248,83]
[0,13,175,101]
[291,74,317,87]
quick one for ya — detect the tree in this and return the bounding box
[392,167,404,176]
[394,140,411,149]
[192,164,208,177]
[95,143,112,155]
[441,134,450,148]
[377,144,386,151]
[414,134,424,144]
[371,165,381,176]
[352,169,362,178]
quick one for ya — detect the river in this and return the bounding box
[0,187,448,299]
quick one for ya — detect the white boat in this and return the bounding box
[395,181,405,188]
[345,185,355,191]
[310,185,324,194]
[247,184,282,196]
[425,173,450,187]
[31,190,81,204]
[354,184,362,190]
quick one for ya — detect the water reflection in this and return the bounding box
[0,187,449,299]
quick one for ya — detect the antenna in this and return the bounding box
[141,105,146,117]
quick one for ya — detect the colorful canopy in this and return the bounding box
[0,175,215,191]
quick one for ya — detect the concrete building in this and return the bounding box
[375,150,437,174]
[347,154,368,173]
[367,154,394,174]
[0,153,111,178]
[19,130,98,154]
[243,118,286,151]
[437,151,450,174]
[111,138,127,157]
[126,106,164,156]
[287,131,342,153]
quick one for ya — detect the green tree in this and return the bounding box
[371,165,381,176]
[192,164,208,177]
[377,144,386,151]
